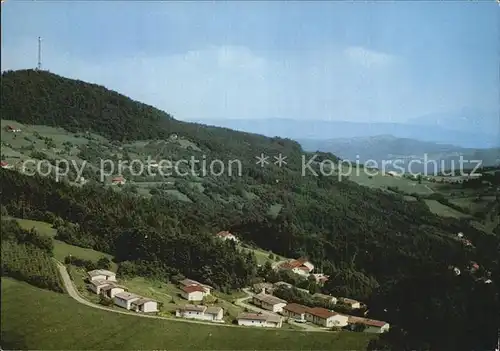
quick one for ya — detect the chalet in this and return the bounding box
[130,297,159,313]
[236,312,282,328]
[252,282,274,294]
[252,293,287,313]
[100,284,126,298]
[175,304,224,322]
[282,303,309,321]
[305,307,348,327]
[87,269,117,282]
[5,125,21,133]
[215,231,239,243]
[88,279,113,295]
[114,292,141,310]
[312,293,337,304]
[181,285,207,301]
[179,278,212,294]
[277,258,314,276]
[339,297,362,309]
[111,176,126,185]
[347,316,390,333]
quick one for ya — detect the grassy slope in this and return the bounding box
[13,218,117,270]
[1,278,374,350]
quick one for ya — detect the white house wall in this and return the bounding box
[142,301,158,313]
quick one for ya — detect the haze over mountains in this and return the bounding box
[190,114,499,149]
[190,115,499,172]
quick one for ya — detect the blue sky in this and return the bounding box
[1,1,498,124]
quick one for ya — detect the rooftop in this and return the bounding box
[237,313,281,323]
[182,285,206,294]
[253,293,287,305]
[131,298,157,306]
[307,307,339,319]
[115,292,141,301]
[179,304,207,312]
[283,303,309,315]
[89,279,114,287]
[340,297,361,305]
[179,278,213,289]
[206,306,223,315]
[216,231,234,237]
[100,284,125,291]
[313,293,335,300]
[348,316,388,328]
[87,269,116,277]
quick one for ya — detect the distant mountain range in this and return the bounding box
[298,135,500,173]
[188,117,499,149]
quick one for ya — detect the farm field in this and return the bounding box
[424,200,470,219]
[1,278,375,350]
[337,165,434,195]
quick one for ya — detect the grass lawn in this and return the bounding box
[1,278,375,350]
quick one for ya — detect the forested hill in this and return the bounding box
[1,69,499,350]
[1,69,303,156]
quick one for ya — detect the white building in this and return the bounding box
[181,285,206,301]
[179,279,212,295]
[114,292,141,310]
[215,231,239,243]
[100,284,126,299]
[305,307,348,327]
[347,316,390,333]
[130,298,159,313]
[282,303,309,321]
[87,269,116,282]
[277,258,314,277]
[252,293,287,313]
[340,297,362,309]
[237,313,282,328]
[312,293,337,304]
[88,279,113,295]
[175,304,224,322]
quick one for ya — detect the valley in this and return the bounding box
[1,69,499,351]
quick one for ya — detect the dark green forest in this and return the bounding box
[1,69,499,350]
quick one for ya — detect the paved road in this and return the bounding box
[56,262,328,332]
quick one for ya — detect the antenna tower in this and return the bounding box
[37,37,42,70]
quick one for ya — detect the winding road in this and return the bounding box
[55,262,326,332]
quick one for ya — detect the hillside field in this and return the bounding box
[1,278,375,350]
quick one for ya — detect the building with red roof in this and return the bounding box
[347,316,390,333]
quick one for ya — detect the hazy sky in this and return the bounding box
[1,1,498,123]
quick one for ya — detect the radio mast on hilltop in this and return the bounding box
[37,37,42,70]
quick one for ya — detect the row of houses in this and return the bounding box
[249,291,386,332]
[282,303,389,333]
[87,269,159,313]
[253,281,362,309]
